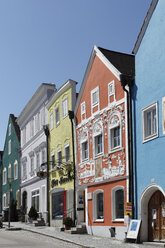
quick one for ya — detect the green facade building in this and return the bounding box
[2,114,20,214]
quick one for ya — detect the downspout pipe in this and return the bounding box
[120,74,134,219]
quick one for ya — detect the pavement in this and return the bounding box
[2,222,165,248]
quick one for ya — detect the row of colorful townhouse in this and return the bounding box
[0,0,165,242]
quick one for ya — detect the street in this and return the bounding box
[0,225,161,248]
[0,229,81,248]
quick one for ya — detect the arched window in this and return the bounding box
[112,187,124,221]
[93,190,104,221]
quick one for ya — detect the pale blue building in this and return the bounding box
[132,0,165,242]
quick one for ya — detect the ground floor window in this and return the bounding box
[93,190,104,221]
[52,191,63,219]
[31,189,39,212]
[112,187,124,220]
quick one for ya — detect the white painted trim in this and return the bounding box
[111,186,125,222]
[91,86,100,115]
[93,189,104,222]
[124,91,129,202]
[76,98,125,130]
[142,101,158,143]
[85,188,88,227]
[162,97,165,135]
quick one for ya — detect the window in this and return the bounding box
[9,123,11,136]
[31,189,39,212]
[8,164,11,179]
[112,187,124,221]
[142,102,158,142]
[14,161,18,179]
[23,127,26,145]
[36,152,40,170]
[55,107,60,126]
[65,145,70,162]
[30,118,34,137]
[50,112,53,130]
[3,168,7,185]
[62,98,68,118]
[6,191,10,208]
[40,108,45,126]
[93,190,104,221]
[110,126,120,150]
[57,150,62,166]
[42,149,46,163]
[91,87,99,107]
[82,141,88,161]
[35,113,40,132]
[3,194,6,209]
[8,140,11,155]
[22,161,27,180]
[81,102,86,120]
[51,153,55,169]
[30,156,34,175]
[94,134,103,156]
[108,81,115,96]
[52,191,63,219]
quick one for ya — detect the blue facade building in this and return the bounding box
[132,0,165,242]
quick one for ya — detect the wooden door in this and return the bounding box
[148,190,165,241]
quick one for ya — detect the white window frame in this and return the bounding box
[3,168,7,185]
[62,98,68,118]
[50,112,53,130]
[81,102,86,119]
[14,160,18,180]
[30,155,35,176]
[91,87,100,114]
[22,127,26,145]
[93,189,104,222]
[81,140,89,162]
[22,160,27,181]
[8,139,11,155]
[9,123,11,136]
[42,148,46,164]
[94,134,103,157]
[55,106,60,126]
[57,149,62,166]
[142,102,158,143]
[112,186,124,222]
[3,194,6,209]
[31,188,40,212]
[30,118,34,138]
[36,152,40,171]
[109,117,122,153]
[108,80,116,103]
[8,164,11,179]
[64,144,70,163]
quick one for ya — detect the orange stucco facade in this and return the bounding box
[75,48,129,239]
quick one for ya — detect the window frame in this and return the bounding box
[91,87,100,114]
[50,112,53,130]
[57,149,62,166]
[93,189,104,222]
[3,168,7,185]
[9,123,11,136]
[62,98,68,119]
[8,164,11,179]
[111,186,124,222]
[142,102,158,143]
[81,140,89,162]
[94,134,103,157]
[81,102,86,120]
[8,139,11,155]
[64,144,70,163]
[55,106,60,126]
[51,153,55,169]
[31,189,40,212]
[14,160,18,180]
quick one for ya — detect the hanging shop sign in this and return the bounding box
[125,202,132,216]
[37,171,47,179]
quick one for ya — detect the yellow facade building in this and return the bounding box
[46,79,77,227]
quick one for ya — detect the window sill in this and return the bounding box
[112,219,124,223]
[109,147,123,154]
[143,133,158,143]
[93,219,104,223]
[94,153,103,159]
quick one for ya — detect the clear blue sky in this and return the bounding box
[0,0,152,150]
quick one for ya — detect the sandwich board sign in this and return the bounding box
[127,220,141,239]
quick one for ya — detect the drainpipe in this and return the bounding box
[120,74,134,219]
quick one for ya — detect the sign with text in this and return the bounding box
[125,202,132,216]
[127,220,141,239]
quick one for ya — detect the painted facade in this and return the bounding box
[0,151,2,213]
[132,0,165,242]
[17,83,55,223]
[46,79,77,227]
[75,46,134,240]
[1,114,20,214]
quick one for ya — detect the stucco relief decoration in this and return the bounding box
[93,120,102,136]
[78,161,95,180]
[78,126,88,151]
[102,153,125,179]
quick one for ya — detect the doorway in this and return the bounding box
[148,190,165,241]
